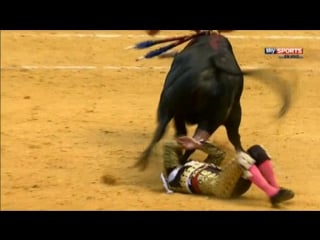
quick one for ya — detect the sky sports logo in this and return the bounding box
[265,48,304,58]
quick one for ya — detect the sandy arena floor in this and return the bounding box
[1,30,320,210]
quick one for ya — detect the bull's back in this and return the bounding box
[162,41,212,91]
[163,34,241,91]
[160,35,242,119]
[160,36,217,103]
[182,71,242,125]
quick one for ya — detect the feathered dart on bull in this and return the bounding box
[131,30,294,170]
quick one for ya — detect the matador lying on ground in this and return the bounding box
[161,139,295,206]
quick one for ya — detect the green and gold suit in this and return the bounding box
[161,141,252,198]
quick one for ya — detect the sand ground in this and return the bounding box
[1,30,320,210]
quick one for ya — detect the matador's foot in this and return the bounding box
[270,188,295,206]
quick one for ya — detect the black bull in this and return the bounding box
[134,33,292,170]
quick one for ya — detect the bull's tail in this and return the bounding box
[242,68,295,118]
[134,143,155,170]
[134,117,171,171]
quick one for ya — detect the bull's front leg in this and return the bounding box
[224,102,244,153]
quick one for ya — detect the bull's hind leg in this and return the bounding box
[224,102,244,152]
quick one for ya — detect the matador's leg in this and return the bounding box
[198,158,245,198]
[162,141,183,177]
[198,141,226,166]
